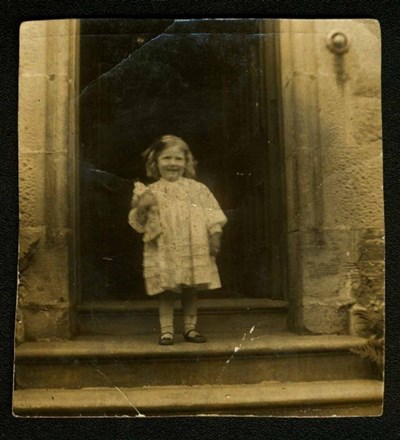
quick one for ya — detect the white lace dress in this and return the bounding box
[128,177,227,296]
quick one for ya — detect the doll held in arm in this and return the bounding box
[131,182,162,243]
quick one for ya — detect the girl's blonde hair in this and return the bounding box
[143,135,197,180]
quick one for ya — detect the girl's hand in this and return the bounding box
[209,232,222,256]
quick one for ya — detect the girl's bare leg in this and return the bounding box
[158,291,175,335]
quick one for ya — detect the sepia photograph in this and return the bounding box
[13,18,384,417]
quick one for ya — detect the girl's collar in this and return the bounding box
[159,177,185,183]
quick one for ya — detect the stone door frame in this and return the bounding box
[18,20,81,341]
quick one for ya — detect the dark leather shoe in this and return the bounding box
[183,329,207,343]
[158,332,174,345]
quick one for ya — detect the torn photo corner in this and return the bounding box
[14,18,384,418]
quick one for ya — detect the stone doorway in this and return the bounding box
[77,19,288,304]
[15,22,384,417]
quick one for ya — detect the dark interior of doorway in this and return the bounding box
[78,19,287,302]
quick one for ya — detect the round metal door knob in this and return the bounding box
[327,31,350,54]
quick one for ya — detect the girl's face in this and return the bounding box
[157,145,186,181]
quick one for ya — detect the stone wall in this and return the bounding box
[17,20,79,342]
[278,19,384,334]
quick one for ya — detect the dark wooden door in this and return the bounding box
[78,19,287,302]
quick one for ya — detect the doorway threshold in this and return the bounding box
[76,298,289,335]
[77,297,288,312]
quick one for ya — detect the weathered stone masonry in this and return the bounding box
[278,19,383,334]
[18,21,79,341]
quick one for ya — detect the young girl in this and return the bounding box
[128,135,227,345]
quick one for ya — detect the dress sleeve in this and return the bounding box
[128,208,145,234]
[198,183,227,234]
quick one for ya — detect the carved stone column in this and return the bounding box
[277,19,384,334]
[18,20,80,341]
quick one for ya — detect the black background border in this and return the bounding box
[1,1,399,439]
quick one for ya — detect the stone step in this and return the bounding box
[13,379,383,417]
[15,333,379,389]
[77,298,289,335]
